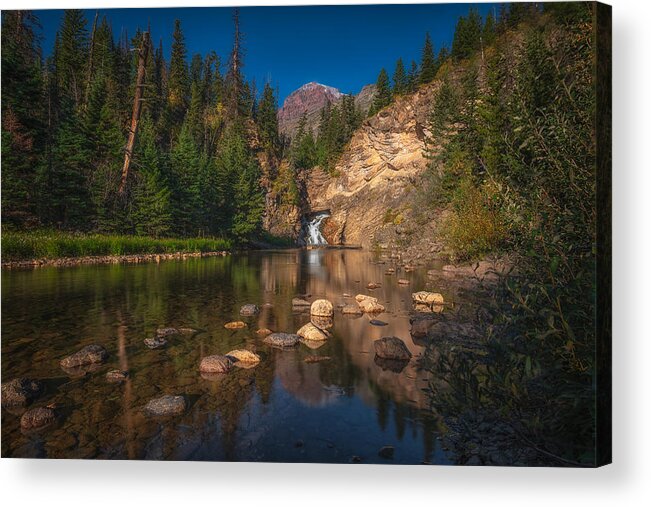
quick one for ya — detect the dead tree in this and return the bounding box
[119,30,150,195]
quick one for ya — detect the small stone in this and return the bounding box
[60,344,108,369]
[374,337,412,361]
[304,355,332,364]
[378,445,395,459]
[224,321,247,330]
[1,378,44,407]
[367,282,382,289]
[20,406,56,431]
[240,304,260,316]
[144,336,167,349]
[310,299,334,317]
[225,349,261,364]
[297,322,330,341]
[355,295,385,313]
[263,333,300,348]
[256,328,273,337]
[156,327,181,337]
[369,319,388,326]
[144,395,186,417]
[106,370,129,383]
[351,455,362,463]
[397,279,410,285]
[200,355,233,373]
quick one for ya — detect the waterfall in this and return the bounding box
[306,212,329,246]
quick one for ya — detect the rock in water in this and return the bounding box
[411,291,444,306]
[292,297,311,307]
[144,336,167,349]
[297,322,330,341]
[370,319,388,326]
[256,328,273,337]
[144,395,186,417]
[1,378,43,407]
[410,318,436,338]
[156,327,181,337]
[378,445,395,459]
[263,333,300,348]
[60,344,108,369]
[240,304,260,316]
[225,349,261,364]
[373,337,412,361]
[397,279,410,285]
[341,304,363,315]
[106,370,129,383]
[224,321,247,330]
[355,294,386,313]
[199,355,233,373]
[304,355,332,363]
[20,407,56,431]
[310,299,334,317]
[367,282,382,289]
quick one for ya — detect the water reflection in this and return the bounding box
[2,249,454,463]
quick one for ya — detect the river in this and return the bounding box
[1,248,470,463]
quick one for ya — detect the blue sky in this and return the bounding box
[33,3,499,104]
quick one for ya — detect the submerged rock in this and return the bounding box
[156,327,200,337]
[199,355,233,374]
[373,337,412,361]
[225,349,261,364]
[240,304,260,316]
[263,333,300,348]
[144,336,167,349]
[310,299,334,317]
[292,297,311,307]
[143,395,186,417]
[304,355,332,363]
[106,369,129,383]
[297,322,330,341]
[224,321,247,330]
[341,304,363,315]
[60,344,108,369]
[20,406,56,431]
[1,378,44,407]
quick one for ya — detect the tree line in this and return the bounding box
[2,9,278,241]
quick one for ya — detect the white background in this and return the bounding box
[1,0,649,505]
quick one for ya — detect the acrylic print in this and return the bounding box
[1,2,611,466]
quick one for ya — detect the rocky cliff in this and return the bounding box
[304,81,444,254]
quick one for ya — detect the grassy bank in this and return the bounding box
[1,231,233,262]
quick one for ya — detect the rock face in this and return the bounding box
[373,337,412,361]
[278,82,343,139]
[144,395,186,416]
[60,344,108,369]
[297,322,330,341]
[263,333,301,348]
[304,81,441,248]
[310,299,334,317]
[1,378,43,406]
[20,406,56,431]
[199,355,233,374]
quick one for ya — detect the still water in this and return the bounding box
[2,249,464,463]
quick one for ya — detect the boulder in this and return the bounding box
[60,344,108,369]
[20,406,56,431]
[310,299,334,317]
[144,395,186,417]
[199,355,233,373]
[225,349,261,364]
[412,291,444,306]
[311,315,334,330]
[341,304,363,315]
[297,322,330,341]
[106,370,129,383]
[240,304,260,316]
[144,336,167,349]
[1,378,43,407]
[373,337,412,361]
[263,333,300,348]
[224,321,247,330]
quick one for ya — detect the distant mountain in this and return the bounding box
[278,82,376,139]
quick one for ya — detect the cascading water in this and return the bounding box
[305,212,330,246]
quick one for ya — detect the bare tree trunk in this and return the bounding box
[84,11,99,109]
[119,30,150,195]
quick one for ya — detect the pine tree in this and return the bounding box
[257,81,280,154]
[392,58,408,95]
[167,19,190,138]
[407,60,419,93]
[224,8,246,122]
[169,121,202,236]
[56,10,89,109]
[293,112,316,170]
[483,10,497,47]
[419,32,437,83]
[369,68,392,116]
[131,116,173,237]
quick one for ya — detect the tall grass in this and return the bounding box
[1,230,232,261]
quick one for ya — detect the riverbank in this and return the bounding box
[1,231,233,269]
